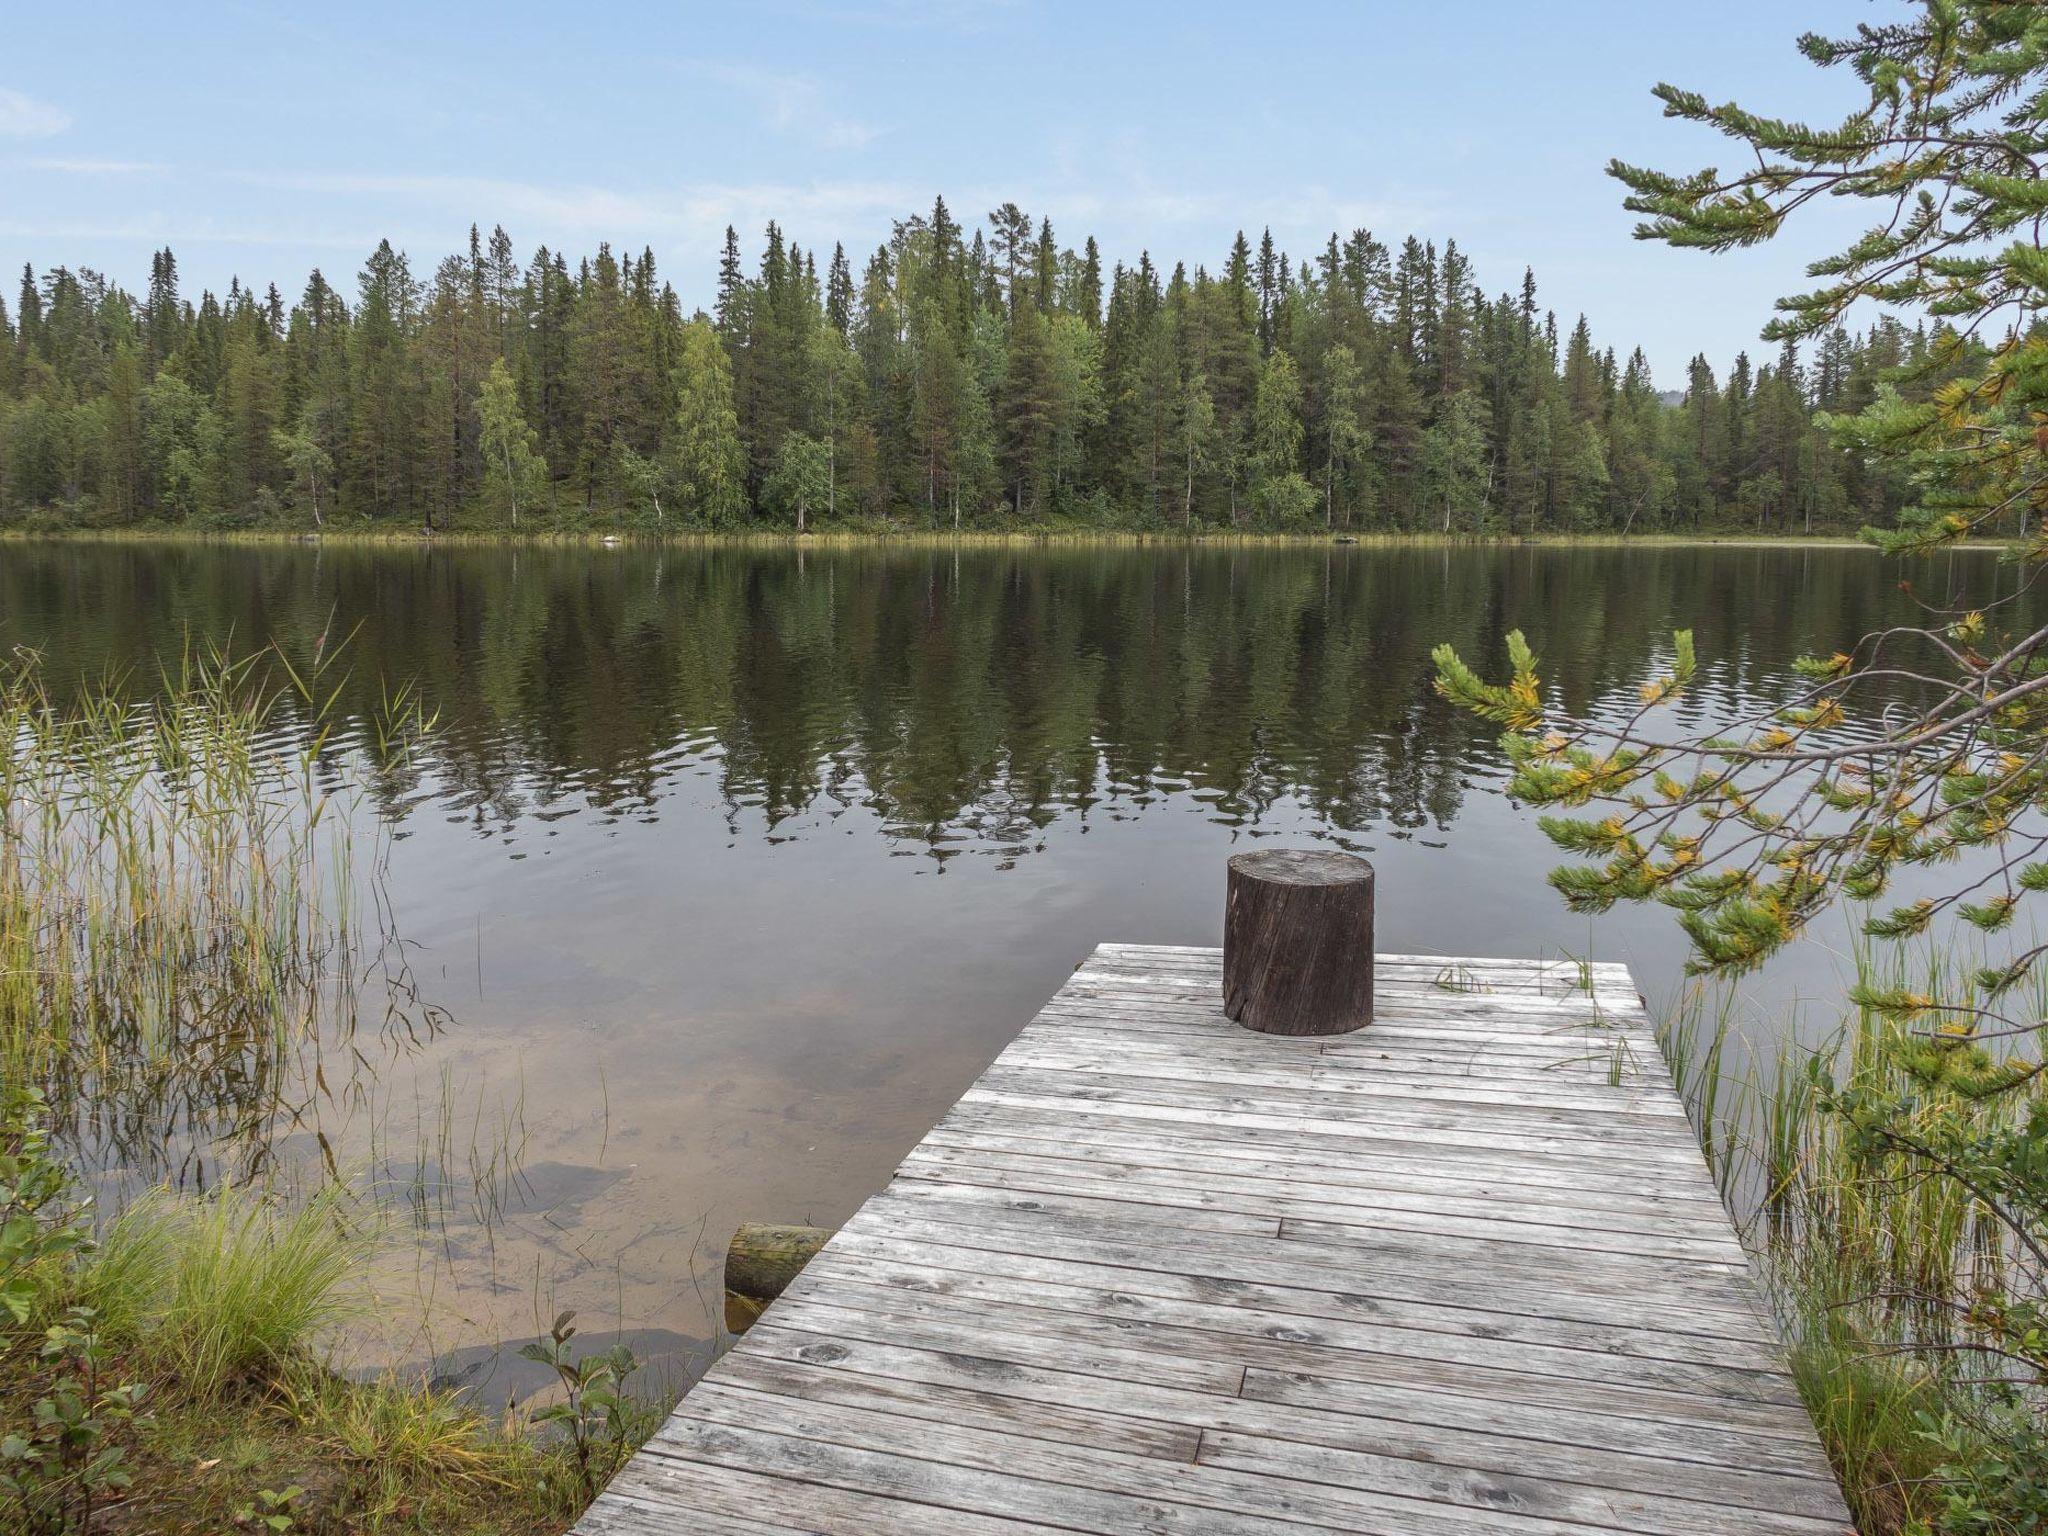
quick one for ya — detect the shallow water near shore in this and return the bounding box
[3,537,2031,1397]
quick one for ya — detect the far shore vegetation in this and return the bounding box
[0,522,1927,549]
[0,178,1958,543]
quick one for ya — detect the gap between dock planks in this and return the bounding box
[576,942,1852,1536]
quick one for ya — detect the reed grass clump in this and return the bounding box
[75,1184,368,1400]
[1,649,663,1532]
[1665,943,2048,1534]
[0,641,428,1184]
[2,1129,642,1534]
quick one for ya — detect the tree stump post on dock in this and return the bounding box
[1222,848,1375,1036]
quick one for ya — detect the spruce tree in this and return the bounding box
[0,195,1941,533]
[145,248,182,368]
[715,225,744,337]
[1034,218,1057,315]
[1255,229,1277,354]
[1075,238,1103,330]
[825,243,854,339]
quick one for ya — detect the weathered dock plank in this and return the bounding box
[576,943,1851,1535]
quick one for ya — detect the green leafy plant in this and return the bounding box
[0,1308,148,1535]
[518,1311,639,1505]
[234,1483,306,1532]
[0,1095,150,1534]
[0,1092,87,1328]
[1916,1393,2048,1535]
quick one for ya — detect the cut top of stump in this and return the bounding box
[1226,847,1374,886]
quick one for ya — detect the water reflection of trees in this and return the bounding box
[5,542,2021,856]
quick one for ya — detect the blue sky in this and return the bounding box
[2,0,1885,384]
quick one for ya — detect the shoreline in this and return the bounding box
[0,525,1931,552]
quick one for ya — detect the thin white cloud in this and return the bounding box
[232,170,678,231]
[1259,188,1451,242]
[690,64,883,152]
[228,169,923,243]
[776,0,1022,32]
[179,163,1455,284]
[979,126,1447,261]
[22,157,164,176]
[0,87,70,139]
[0,216,393,251]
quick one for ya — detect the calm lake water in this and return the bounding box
[2,538,2026,1397]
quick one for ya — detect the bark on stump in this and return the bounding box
[723,1222,830,1335]
[1222,848,1375,1036]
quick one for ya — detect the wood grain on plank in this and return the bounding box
[571,944,1852,1535]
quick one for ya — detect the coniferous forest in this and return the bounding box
[0,199,1943,535]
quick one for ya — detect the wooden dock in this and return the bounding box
[576,942,1852,1535]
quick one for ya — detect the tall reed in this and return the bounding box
[1662,941,2047,1532]
[0,642,429,1186]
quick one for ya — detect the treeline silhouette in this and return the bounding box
[0,202,1946,533]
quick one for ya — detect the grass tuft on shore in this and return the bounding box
[3,1110,665,1534]
[74,1185,367,1403]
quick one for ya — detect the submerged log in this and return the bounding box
[1222,848,1375,1036]
[723,1222,831,1334]
[722,1291,769,1335]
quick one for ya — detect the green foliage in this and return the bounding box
[0,1142,657,1533]
[1787,1322,1943,1536]
[1249,470,1319,527]
[1250,348,1305,486]
[517,1311,640,1506]
[1,1308,148,1536]
[1430,628,1543,728]
[0,1096,148,1536]
[0,1088,643,1531]
[233,1483,305,1532]
[476,358,547,527]
[1666,949,2048,1534]
[1,205,1913,534]
[1918,1395,2048,1535]
[76,1184,367,1401]
[1418,389,1492,533]
[1611,0,2048,554]
[1449,8,2048,1522]
[669,317,747,526]
[0,650,651,1533]
[762,431,832,532]
[0,1093,87,1328]
[269,425,332,527]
